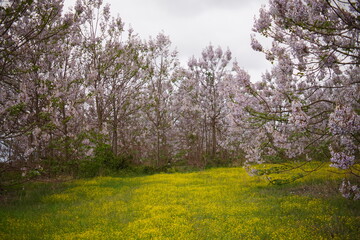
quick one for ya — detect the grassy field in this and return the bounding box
[0,165,359,239]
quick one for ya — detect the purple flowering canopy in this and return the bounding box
[240,0,360,199]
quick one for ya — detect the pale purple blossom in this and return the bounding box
[251,34,263,52]
[253,7,272,33]
[339,180,360,200]
[330,149,355,170]
[289,101,309,128]
[329,105,360,135]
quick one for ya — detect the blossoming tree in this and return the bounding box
[237,0,360,199]
[174,45,235,166]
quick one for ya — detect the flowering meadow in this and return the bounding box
[1,166,359,240]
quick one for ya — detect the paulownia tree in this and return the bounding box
[236,0,359,198]
[174,45,234,167]
[141,33,179,167]
[0,0,82,186]
[73,0,150,171]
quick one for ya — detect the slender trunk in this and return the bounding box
[156,97,160,167]
[94,52,103,132]
[112,97,118,156]
[61,56,70,174]
[211,116,216,160]
[95,95,103,131]
[156,129,160,167]
[202,115,208,167]
[156,68,163,167]
[61,103,70,172]
[33,89,40,163]
[211,80,217,161]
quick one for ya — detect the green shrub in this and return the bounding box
[77,142,132,178]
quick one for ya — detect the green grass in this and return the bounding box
[0,165,359,239]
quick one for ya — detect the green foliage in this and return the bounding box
[252,165,293,176]
[267,173,305,185]
[0,164,44,193]
[43,132,91,177]
[77,132,131,178]
[245,106,288,122]
[248,162,318,186]
[77,143,130,178]
[137,165,158,175]
[307,142,331,162]
[7,102,26,116]
[262,153,287,164]
[204,152,233,168]
[0,166,22,191]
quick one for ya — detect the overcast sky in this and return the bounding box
[65,0,272,82]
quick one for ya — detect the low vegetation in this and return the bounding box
[1,165,359,239]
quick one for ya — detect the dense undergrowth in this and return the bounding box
[0,165,359,239]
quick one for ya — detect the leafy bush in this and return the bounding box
[77,142,131,178]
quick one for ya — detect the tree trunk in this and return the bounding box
[112,97,118,156]
[61,103,70,162]
[211,117,216,160]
